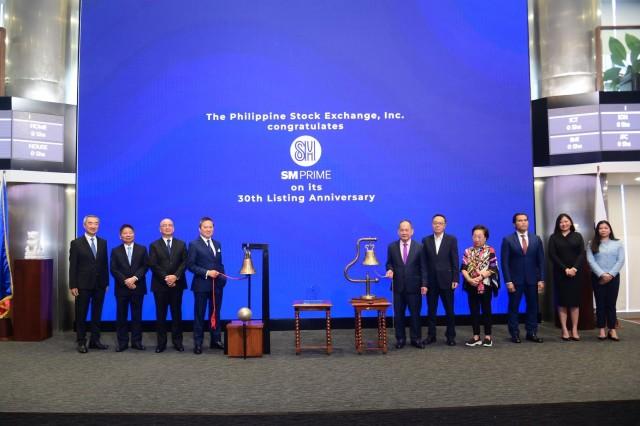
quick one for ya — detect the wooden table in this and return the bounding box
[293,300,332,355]
[350,297,391,354]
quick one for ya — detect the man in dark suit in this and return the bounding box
[69,214,110,353]
[385,219,424,349]
[187,217,227,354]
[421,214,459,346]
[110,224,149,352]
[148,218,187,353]
[501,212,545,343]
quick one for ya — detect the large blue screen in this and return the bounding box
[78,0,533,320]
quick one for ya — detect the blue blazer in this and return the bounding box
[186,237,226,293]
[500,232,545,286]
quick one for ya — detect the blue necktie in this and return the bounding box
[90,237,97,258]
[166,239,172,255]
[127,245,132,265]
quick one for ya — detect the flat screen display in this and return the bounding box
[78,0,533,320]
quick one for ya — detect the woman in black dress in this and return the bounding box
[548,213,585,341]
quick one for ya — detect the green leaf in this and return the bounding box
[603,67,621,81]
[609,37,627,66]
[625,33,640,52]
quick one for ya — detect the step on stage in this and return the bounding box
[1,322,640,425]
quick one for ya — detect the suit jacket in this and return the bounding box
[500,231,545,286]
[421,233,459,289]
[148,237,187,292]
[69,235,109,290]
[385,239,423,294]
[187,237,227,293]
[110,243,149,296]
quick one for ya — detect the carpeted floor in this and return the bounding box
[2,320,639,418]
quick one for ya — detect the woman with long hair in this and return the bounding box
[548,213,585,341]
[586,220,625,341]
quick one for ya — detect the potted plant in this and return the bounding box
[603,33,640,91]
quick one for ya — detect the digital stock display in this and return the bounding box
[78,0,533,320]
[0,111,64,162]
[548,103,640,155]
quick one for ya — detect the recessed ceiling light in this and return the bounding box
[635,177,640,182]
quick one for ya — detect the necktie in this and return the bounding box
[402,243,408,264]
[166,239,172,255]
[127,245,132,265]
[521,234,528,254]
[90,237,97,257]
[207,239,216,256]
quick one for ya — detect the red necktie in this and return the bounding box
[521,235,528,254]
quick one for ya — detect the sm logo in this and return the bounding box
[290,135,321,167]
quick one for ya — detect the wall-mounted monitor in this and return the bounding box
[532,91,640,166]
[0,96,75,172]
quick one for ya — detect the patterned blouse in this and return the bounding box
[461,244,499,294]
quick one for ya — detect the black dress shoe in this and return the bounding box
[173,344,185,352]
[422,336,436,345]
[411,340,425,349]
[88,341,109,350]
[446,339,456,346]
[526,334,544,343]
[511,336,522,343]
[77,343,88,354]
[155,345,166,353]
[194,345,202,354]
[395,340,406,349]
[210,341,224,350]
[132,343,146,350]
[115,345,128,352]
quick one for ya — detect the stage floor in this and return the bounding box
[2,321,639,416]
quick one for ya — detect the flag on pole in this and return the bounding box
[0,172,12,319]
[594,166,608,226]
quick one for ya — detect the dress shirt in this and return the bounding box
[434,234,443,255]
[399,240,411,255]
[200,235,216,255]
[518,233,529,250]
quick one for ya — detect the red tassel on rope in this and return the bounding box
[210,277,217,330]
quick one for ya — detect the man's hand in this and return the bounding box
[124,277,137,289]
[506,282,516,293]
[451,282,458,290]
[385,270,394,279]
[207,270,220,279]
[165,275,177,287]
[421,286,428,295]
[537,281,545,293]
[70,288,79,297]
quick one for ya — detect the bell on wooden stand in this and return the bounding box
[344,237,380,300]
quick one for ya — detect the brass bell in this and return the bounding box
[362,243,379,266]
[239,248,256,275]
